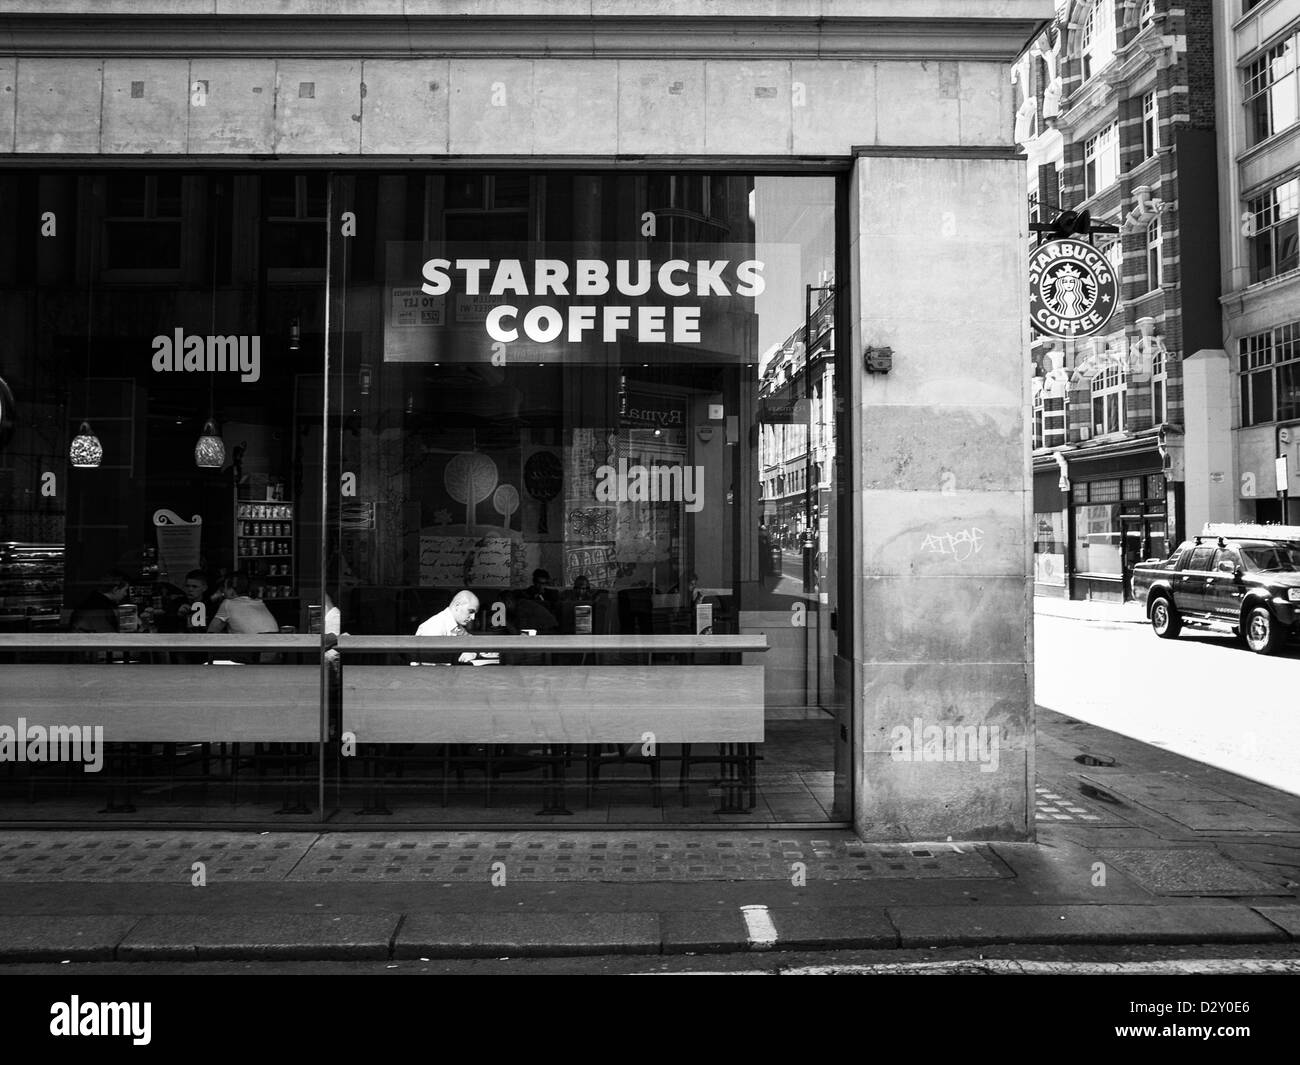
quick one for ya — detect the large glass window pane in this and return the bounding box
[323,171,845,824]
[0,170,326,823]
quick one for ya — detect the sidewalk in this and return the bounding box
[1,707,1297,963]
[1034,594,1147,625]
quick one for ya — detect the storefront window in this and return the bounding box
[1033,511,1066,585]
[0,168,845,826]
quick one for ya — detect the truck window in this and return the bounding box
[1213,548,1240,573]
[1186,545,1215,571]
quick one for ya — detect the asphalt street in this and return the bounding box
[1035,613,1300,797]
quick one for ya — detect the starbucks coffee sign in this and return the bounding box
[1029,238,1118,339]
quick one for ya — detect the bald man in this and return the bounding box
[415,590,481,664]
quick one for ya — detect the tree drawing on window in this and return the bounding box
[492,484,520,529]
[524,450,563,534]
[445,452,498,535]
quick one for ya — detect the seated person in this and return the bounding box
[177,569,213,630]
[414,589,494,664]
[522,568,559,617]
[513,590,560,635]
[207,573,279,635]
[70,571,132,633]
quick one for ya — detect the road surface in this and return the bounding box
[1035,613,1300,796]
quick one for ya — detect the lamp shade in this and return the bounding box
[194,420,226,468]
[69,421,103,467]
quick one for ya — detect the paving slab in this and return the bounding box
[116,913,398,961]
[758,906,898,950]
[1095,847,1291,897]
[395,912,660,958]
[0,915,141,962]
[889,904,1287,947]
[661,909,750,953]
[1253,905,1300,940]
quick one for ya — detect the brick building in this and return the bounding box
[1019,0,1223,601]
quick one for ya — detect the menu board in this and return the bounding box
[153,509,201,581]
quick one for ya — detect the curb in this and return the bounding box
[2,904,1296,963]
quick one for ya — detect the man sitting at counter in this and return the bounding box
[414,589,494,665]
[207,573,279,635]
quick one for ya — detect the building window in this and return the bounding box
[1142,91,1159,158]
[1080,1,1117,83]
[1146,219,1162,290]
[1139,0,1155,29]
[263,173,328,271]
[1247,177,1300,283]
[1091,363,1127,435]
[1240,320,1300,426]
[1105,237,1123,278]
[103,173,183,272]
[1084,123,1120,199]
[1151,347,1167,423]
[443,173,531,242]
[1244,33,1298,147]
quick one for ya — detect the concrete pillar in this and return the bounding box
[1181,348,1235,532]
[850,152,1032,841]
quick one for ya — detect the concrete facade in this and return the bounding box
[0,0,1050,840]
[1214,0,1300,521]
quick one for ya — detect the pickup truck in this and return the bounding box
[1130,524,1300,655]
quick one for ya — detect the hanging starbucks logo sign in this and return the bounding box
[1029,238,1118,339]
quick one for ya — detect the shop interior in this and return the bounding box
[0,169,847,825]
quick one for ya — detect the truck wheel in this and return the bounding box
[1244,605,1285,655]
[1150,596,1181,639]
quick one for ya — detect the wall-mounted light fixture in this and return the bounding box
[864,346,893,374]
[289,317,301,351]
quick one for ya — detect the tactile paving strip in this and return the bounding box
[0,832,314,883]
[0,831,1007,883]
[284,832,1008,882]
[1034,784,1104,823]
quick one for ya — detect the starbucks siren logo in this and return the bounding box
[1029,237,1118,339]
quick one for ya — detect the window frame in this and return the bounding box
[1080,1,1117,83]
[1090,362,1127,436]
[1142,90,1159,158]
[1238,320,1300,426]
[1243,31,1298,147]
[1146,218,1162,291]
[1151,345,1167,424]
[1246,176,1300,284]
[1084,122,1120,199]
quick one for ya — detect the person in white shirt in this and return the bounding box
[415,589,484,664]
[208,573,279,635]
